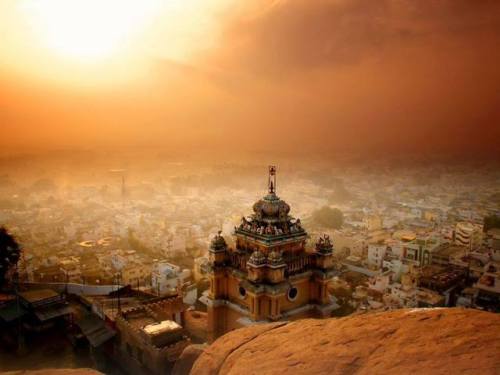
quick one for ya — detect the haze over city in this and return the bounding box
[0,1,499,375]
[1,0,499,159]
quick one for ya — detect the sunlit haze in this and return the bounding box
[23,0,162,61]
[0,0,499,157]
[0,2,499,373]
[1,0,228,85]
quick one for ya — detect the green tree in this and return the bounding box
[311,206,344,229]
[484,215,500,232]
[0,227,21,288]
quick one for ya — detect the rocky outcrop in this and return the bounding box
[172,344,208,375]
[191,308,500,375]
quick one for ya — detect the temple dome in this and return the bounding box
[253,193,290,222]
[315,234,333,254]
[210,232,227,251]
[268,250,284,266]
[248,250,267,266]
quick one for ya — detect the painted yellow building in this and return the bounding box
[121,262,150,287]
[205,166,337,341]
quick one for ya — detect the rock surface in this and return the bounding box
[172,344,208,375]
[191,308,500,375]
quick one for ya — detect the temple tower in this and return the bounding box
[205,166,337,341]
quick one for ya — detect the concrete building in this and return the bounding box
[474,261,500,295]
[121,262,150,287]
[484,228,500,252]
[151,261,189,296]
[367,244,387,269]
[368,272,392,293]
[403,237,441,267]
[431,244,467,267]
[418,265,466,305]
[416,288,445,307]
[455,222,483,251]
[388,283,417,308]
[114,302,189,374]
[364,214,383,231]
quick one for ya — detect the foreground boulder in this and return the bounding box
[172,344,208,375]
[191,308,500,375]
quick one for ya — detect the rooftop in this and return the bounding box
[18,289,59,304]
[433,244,467,257]
[142,320,181,336]
[122,309,156,329]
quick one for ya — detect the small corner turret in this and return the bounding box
[208,230,227,266]
[314,234,335,270]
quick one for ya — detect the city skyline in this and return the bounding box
[0,1,499,374]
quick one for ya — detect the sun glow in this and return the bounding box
[21,0,161,61]
[1,0,227,85]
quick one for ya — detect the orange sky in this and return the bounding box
[1,0,499,159]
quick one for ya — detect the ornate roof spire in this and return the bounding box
[268,165,276,194]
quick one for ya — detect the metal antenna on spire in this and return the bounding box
[109,169,127,206]
[268,165,277,194]
[121,175,126,201]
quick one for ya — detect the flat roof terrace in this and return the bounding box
[18,289,63,308]
[122,309,156,330]
[142,320,181,336]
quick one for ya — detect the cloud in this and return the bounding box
[191,0,500,157]
[1,0,499,159]
[211,0,500,74]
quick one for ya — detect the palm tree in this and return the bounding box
[0,227,21,288]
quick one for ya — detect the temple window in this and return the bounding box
[287,287,298,301]
[239,286,247,298]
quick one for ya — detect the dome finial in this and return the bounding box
[268,165,277,194]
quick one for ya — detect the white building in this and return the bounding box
[388,283,417,308]
[151,261,190,296]
[367,244,387,269]
[368,272,392,293]
[382,258,408,281]
[111,253,128,270]
[455,222,483,251]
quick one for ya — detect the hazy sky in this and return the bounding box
[1,0,499,159]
